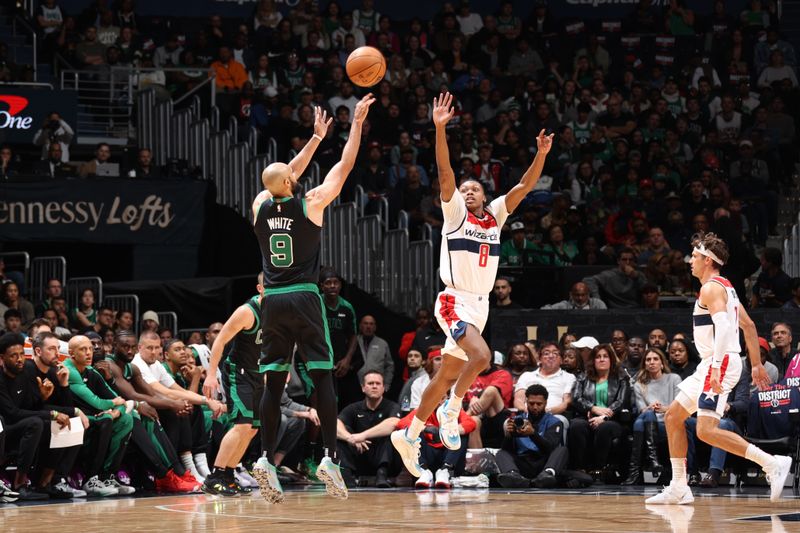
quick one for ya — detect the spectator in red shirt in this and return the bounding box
[396,401,476,489]
[463,362,513,448]
[397,307,432,379]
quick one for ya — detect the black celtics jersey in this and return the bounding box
[254,196,321,287]
[225,295,262,371]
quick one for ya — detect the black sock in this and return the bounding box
[309,370,338,460]
[259,371,288,464]
[224,467,235,482]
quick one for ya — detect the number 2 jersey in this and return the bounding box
[254,196,321,287]
[440,193,510,295]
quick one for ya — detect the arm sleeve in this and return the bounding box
[338,403,355,428]
[514,372,533,392]
[457,409,477,434]
[633,382,648,412]
[529,419,563,453]
[68,368,115,411]
[710,312,731,368]
[608,376,631,415]
[571,377,593,417]
[0,383,51,422]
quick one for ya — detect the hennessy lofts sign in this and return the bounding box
[0,179,209,245]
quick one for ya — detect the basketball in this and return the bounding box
[346,46,386,87]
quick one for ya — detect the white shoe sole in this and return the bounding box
[436,406,461,451]
[391,431,422,477]
[252,466,284,504]
[645,489,694,505]
[316,468,348,500]
[769,456,792,502]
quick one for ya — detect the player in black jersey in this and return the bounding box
[251,95,374,503]
[201,274,265,496]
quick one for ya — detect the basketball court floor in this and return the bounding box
[1,485,798,532]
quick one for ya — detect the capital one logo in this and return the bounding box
[0,95,34,130]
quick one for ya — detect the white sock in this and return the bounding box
[181,453,203,481]
[745,444,774,469]
[447,394,463,414]
[193,453,211,477]
[670,458,687,486]
[407,416,425,440]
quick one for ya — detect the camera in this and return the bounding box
[513,416,526,428]
[47,120,60,130]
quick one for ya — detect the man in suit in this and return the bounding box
[33,144,72,178]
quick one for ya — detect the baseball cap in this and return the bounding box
[571,336,599,349]
[368,141,381,150]
[142,310,159,325]
[665,191,681,200]
[639,178,654,189]
[510,221,525,231]
[739,139,753,148]
[758,337,770,352]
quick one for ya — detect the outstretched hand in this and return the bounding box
[432,92,455,128]
[353,93,375,124]
[535,129,555,155]
[313,106,334,138]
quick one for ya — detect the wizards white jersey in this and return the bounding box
[439,193,510,295]
[692,276,741,360]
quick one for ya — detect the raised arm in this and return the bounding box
[305,93,375,221]
[288,106,333,179]
[504,129,554,213]
[433,92,457,202]
[203,304,254,398]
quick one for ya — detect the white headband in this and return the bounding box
[695,244,725,266]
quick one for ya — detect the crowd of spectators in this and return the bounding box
[2,0,798,307]
[1,262,800,500]
[1,0,799,501]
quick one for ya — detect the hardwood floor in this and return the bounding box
[1,486,798,532]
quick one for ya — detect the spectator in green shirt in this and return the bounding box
[500,221,536,266]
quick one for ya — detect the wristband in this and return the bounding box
[312,134,323,142]
[51,410,58,420]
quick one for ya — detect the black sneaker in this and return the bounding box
[375,468,391,489]
[497,472,530,489]
[201,475,238,497]
[229,480,252,494]
[43,484,73,500]
[16,486,49,501]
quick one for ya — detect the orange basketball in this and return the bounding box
[346,46,386,87]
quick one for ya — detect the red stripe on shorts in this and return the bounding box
[702,354,729,392]
[438,293,461,328]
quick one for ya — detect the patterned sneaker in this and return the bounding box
[55,479,87,498]
[0,479,19,503]
[252,458,284,504]
[436,402,461,451]
[201,473,238,497]
[104,475,136,496]
[391,429,422,477]
[765,455,792,502]
[316,457,348,500]
[82,475,118,497]
[645,483,694,505]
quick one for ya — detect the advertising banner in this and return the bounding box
[0,89,78,144]
[0,178,209,245]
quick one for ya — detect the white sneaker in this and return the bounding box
[415,469,433,489]
[235,467,258,488]
[252,457,284,504]
[765,455,792,502]
[83,475,119,497]
[0,479,19,503]
[104,476,136,496]
[55,479,86,498]
[434,468,451,489]
[316,457,348,500]
[391,429,422,477]
[645,483,694,505]
[436,402,461,451]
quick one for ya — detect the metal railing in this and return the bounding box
[30,256,66,305]
[12,15,37,82]
[157,311,179,335]
[61,67,215,141]
[66,276,103,310]
[784,213,800,276]
[103,294,140,335]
